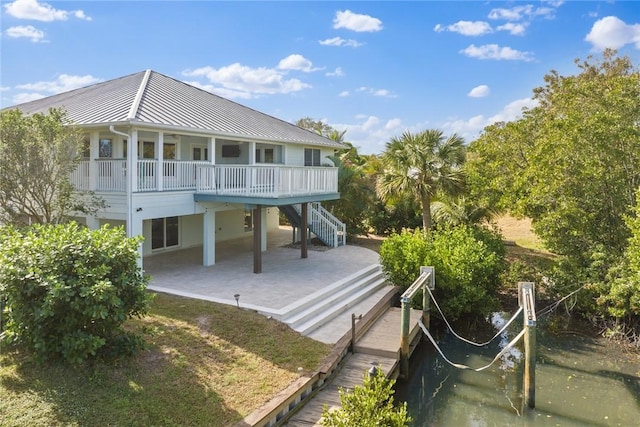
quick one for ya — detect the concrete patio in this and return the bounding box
[143,227,389,343]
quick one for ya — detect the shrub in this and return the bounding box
[0,223,152,364]
[321,367,411,427]
[380,225,505,320]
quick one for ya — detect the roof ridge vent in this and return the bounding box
[127,69,152,120]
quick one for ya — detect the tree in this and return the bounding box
[377,129,466,231]
[0,223,151,364]
[0,108,104,225]
[296,117,346,142]
[321,367,411,427]
[467,50,640,330]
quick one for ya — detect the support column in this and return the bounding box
[128,216,144,269]
[421,266,435,329]
[203,209,216,266]
[89,131,99,191]
[301,202,308,259]
[261,207,267,252]
[156,132,164,191]
[253,205,262,274]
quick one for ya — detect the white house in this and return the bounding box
[8,70,346,273]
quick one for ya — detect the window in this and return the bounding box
[151,217,179,250]
[141,141,155,159]
[99,139,112,158]
[193,146,209,161]
[304,148,321,166]
[123,139,127,158]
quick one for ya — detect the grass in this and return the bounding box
[0,293,331,427]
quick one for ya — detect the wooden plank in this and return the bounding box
[286,354,396,426]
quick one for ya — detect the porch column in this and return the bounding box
[301,202,308,259]
[261,207,267,252]
[128,216,144,269]
[249,141,256,164]
[203,209,216,266]
[208,137,215,165]
[129,130,138,193]
[89,131,99,191]
[156,133,164,191]
[253,205,262,273]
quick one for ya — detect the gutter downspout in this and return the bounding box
[109,125,134,237]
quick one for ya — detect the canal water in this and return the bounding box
[396,313,640,426]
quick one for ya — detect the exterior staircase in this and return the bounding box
[279,202,346,247]
[279,264,387,337]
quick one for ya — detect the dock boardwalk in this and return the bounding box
[284,307,422,426]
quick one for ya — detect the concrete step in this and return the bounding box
[281,264,387,337]
[278,264,381,321]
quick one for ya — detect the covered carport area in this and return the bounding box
[194,192,340,273]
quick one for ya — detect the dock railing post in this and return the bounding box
[400,267,435,379]
[400,297,411,379]
[519,281,536,410]
[420,266,435,329]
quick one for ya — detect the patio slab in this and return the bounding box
[144,228,381,317]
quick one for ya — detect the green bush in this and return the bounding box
[380,225,505,320]
[321,367,411,427]
[0,223,152,364]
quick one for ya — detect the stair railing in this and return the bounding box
[293,202,346,247]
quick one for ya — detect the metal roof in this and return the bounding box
[6,70,344,148]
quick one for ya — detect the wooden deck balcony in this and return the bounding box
[70,159,339,197]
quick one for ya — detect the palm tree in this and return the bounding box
[376,129,466,231]
[430,195,500,228]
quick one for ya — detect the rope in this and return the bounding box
[425,285,524,347]
[418,318,526,372]
[536,284,587,318]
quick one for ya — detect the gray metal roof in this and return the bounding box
[6,70,344,148]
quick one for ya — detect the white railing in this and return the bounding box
[294,202,346,248]
[71,161,338,196]
[96,159,126,192]
[70,160,91,191]
[197,165,338,197]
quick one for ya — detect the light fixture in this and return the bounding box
[368,363,379,378]
[234,293,240,308]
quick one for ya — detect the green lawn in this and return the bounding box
[0,292,331,427]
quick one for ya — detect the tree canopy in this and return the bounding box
[377,129,466,230]
[467,50,640,331]
[0,108,104,225]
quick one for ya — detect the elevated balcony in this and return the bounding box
[70,159,339,199]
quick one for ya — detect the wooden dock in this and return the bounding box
[284,307,423,426]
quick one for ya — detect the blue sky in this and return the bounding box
[1,1,639,154]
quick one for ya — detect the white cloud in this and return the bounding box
[326,67,344,77]
[4,0,91,22]
[468,85,490,98]
[183,62,311,99]
[277,54,321,72]
[497,22,528,36]
[434,21,493,36]
[5,25,45,42]
[585,16,640,50]
[488,5,555,22]
[319,37,363,47]
[16,74,102,94]
[441,97,538,141]
[13,92,47,104]
[330,115,404,154]
[460,44,535,61]
[333,10,383,32]
[356,86,397,98]
[338,90,350,97]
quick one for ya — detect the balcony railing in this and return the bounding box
[196,164,338,197]
[70,160,338,197]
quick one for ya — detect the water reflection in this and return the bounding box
[396,313,640,426]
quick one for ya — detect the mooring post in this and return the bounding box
[519,282,537,409]
[420,266,435,329]
[400,296,411,379]
[351,313,362,353]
